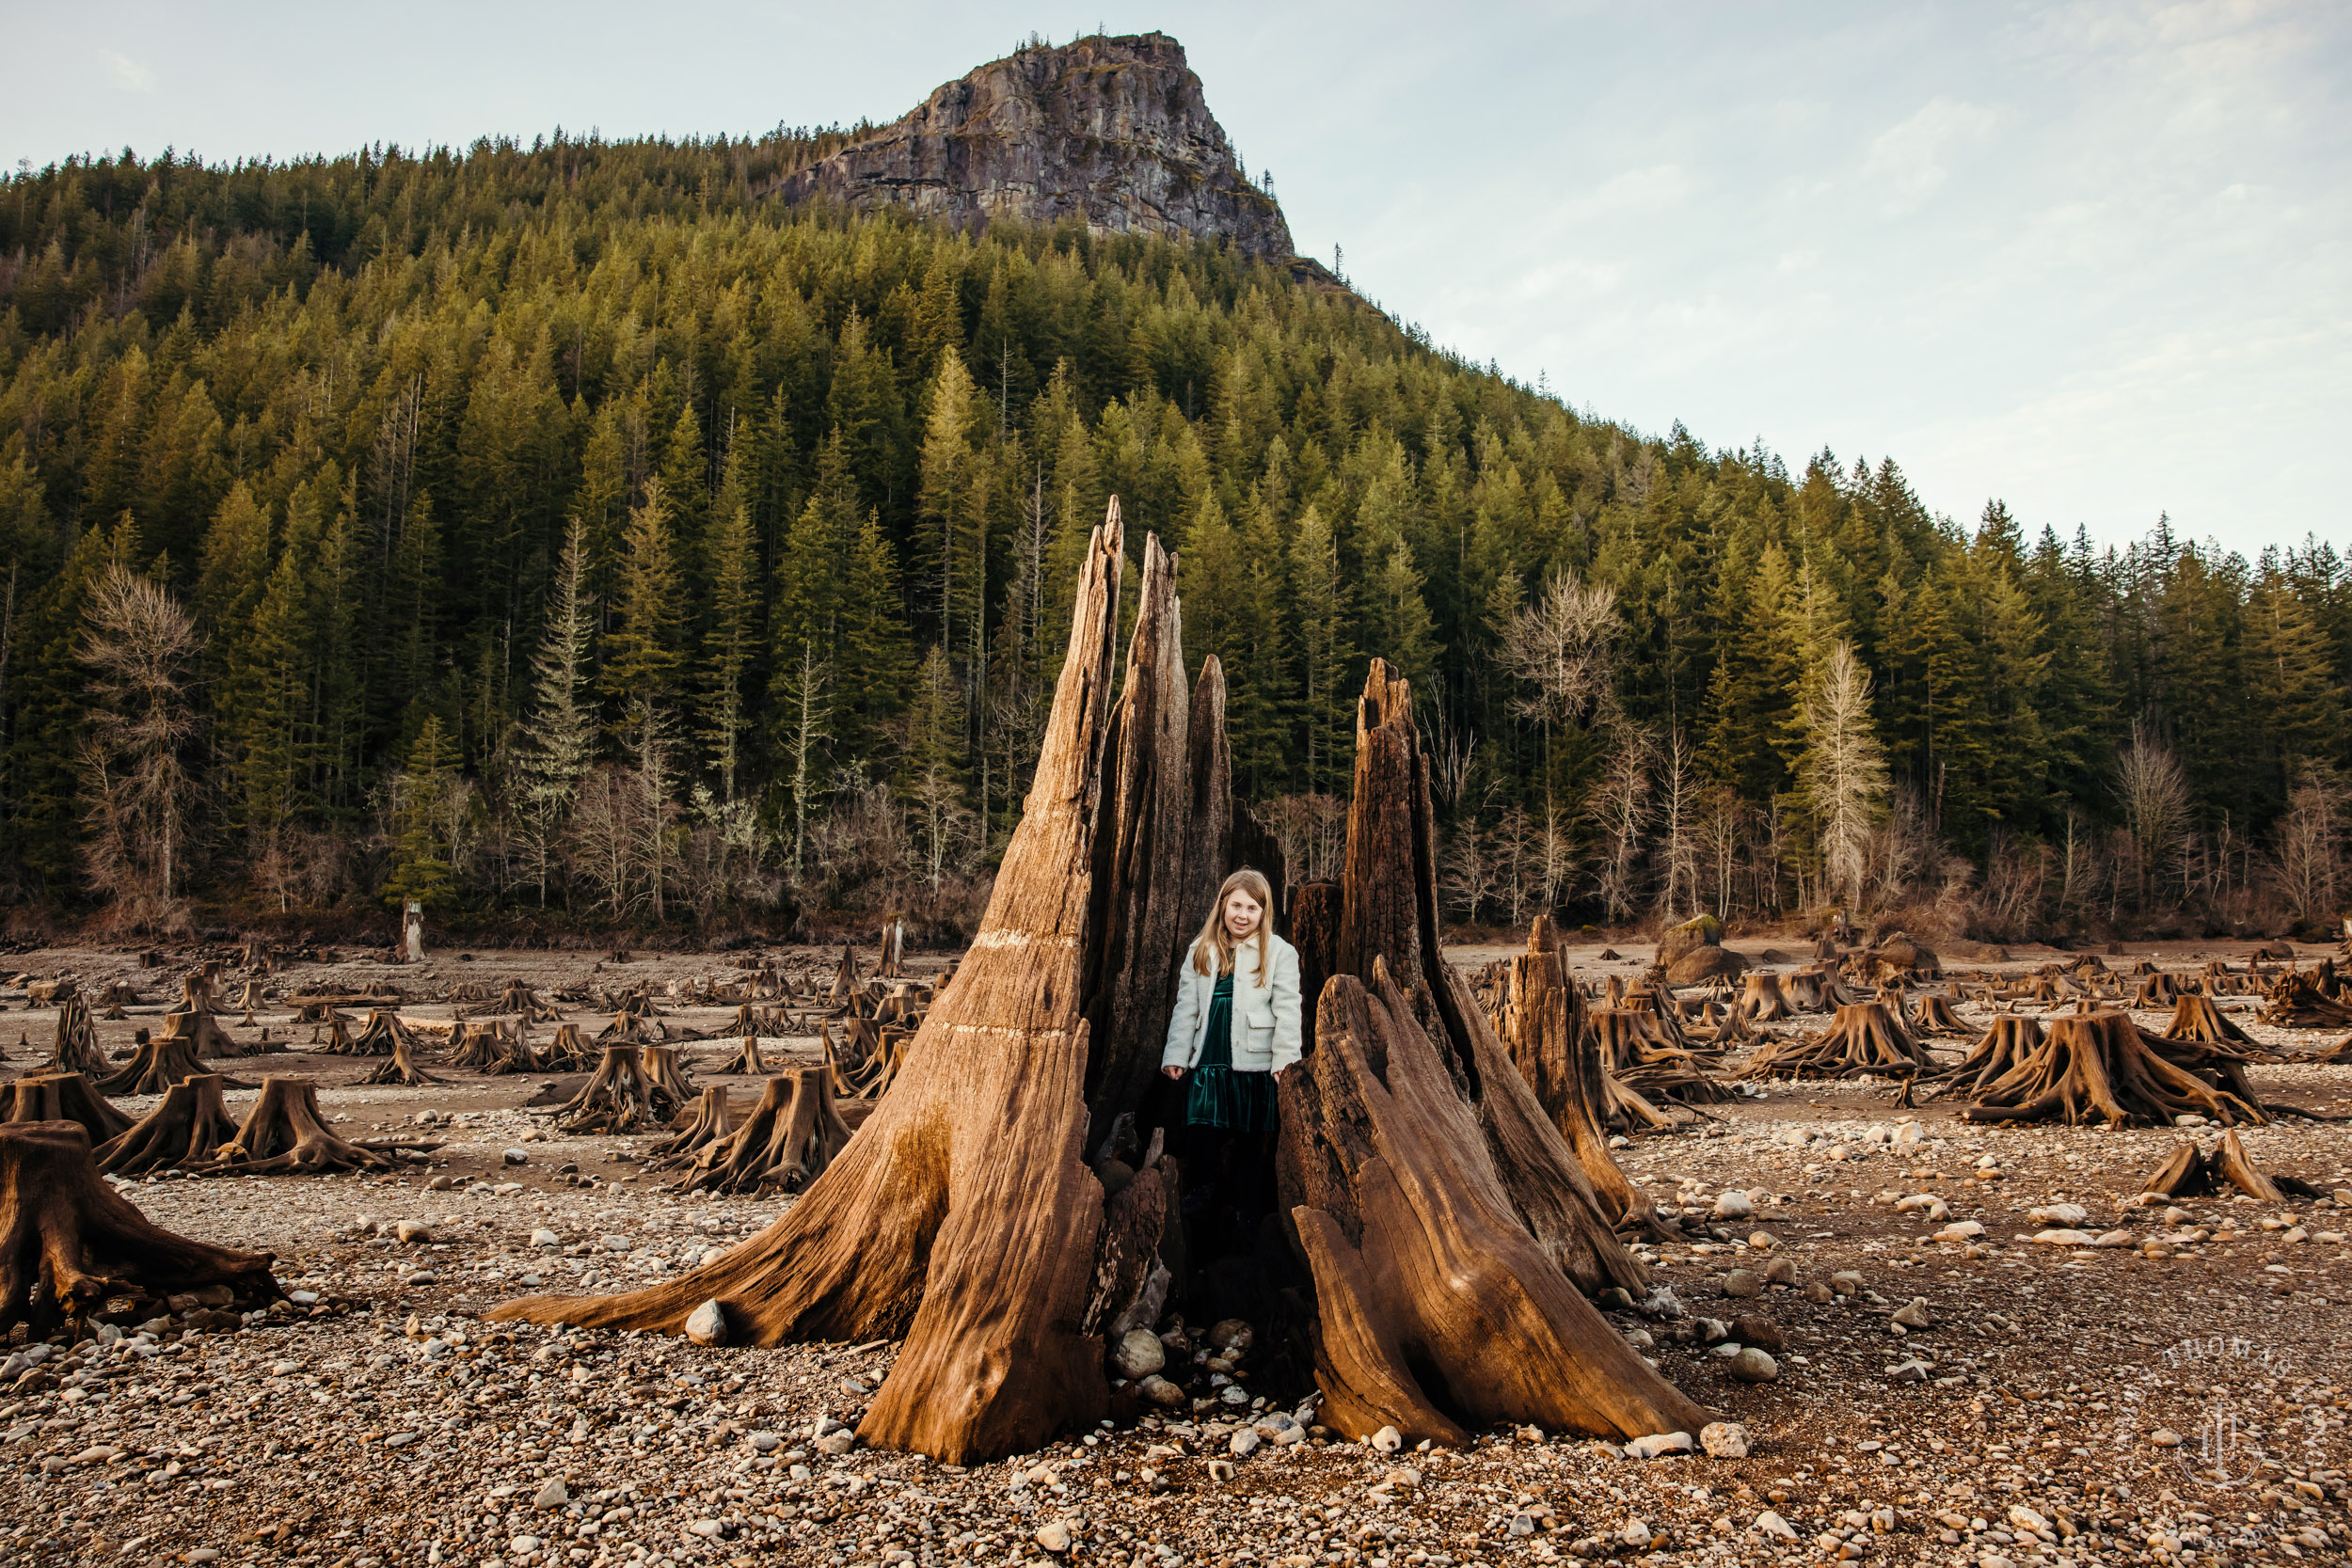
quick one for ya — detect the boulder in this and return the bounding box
[1665,944,1747,986]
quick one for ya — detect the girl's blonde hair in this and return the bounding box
[1191,868,1275,983]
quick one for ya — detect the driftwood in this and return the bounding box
[42,997,107,1076]
[1961,1011,2265,1128]
[215,1077,435,1174]
[1739,1001,1930,1079]
[95,1074,241,1177]
[1,1072,136,1146]
[0,1121,281,1338]
[672,1069,854,1196]
[96,1027,252,1097]
[2141,1130,2324,1201]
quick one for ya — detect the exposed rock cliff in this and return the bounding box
[769,33,1294,260]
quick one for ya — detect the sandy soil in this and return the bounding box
[0,937,2346,1568]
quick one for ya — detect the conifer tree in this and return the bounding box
[515,518,599,904]
[384,715,460,911]
[700,500,759,803]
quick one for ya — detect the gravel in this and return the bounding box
[2,937,2349,1565]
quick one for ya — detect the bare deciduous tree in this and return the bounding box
[1501,572,1621,728]
[2269,771,2344,926]
[2117,721,2190,900]
[81,567,200,929]
[1585,723,1653,921]
[1653,726,1700,921]
[1253,792,1348,883]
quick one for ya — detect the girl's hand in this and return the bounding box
[1162,1065,1185,1080]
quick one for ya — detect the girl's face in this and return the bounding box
[1223,888,1263,942]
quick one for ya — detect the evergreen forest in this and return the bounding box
[2,131,2347,942]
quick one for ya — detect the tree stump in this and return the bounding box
[2161,993,2256,1050]
[1784,968,1847,1013]
[344,1008,416,1058]
[1931,1016,2045,1098]
[95,1074,241,1177]
[641,1044,696,1108]
[2140,1130,2324,1201]
[0,1120,280,1338]
[671,1070,854,1196]
[541,1022,596,1070]
[1487,926,1672,1232]
[596,1006,650,1044]
[822,1019,909,1100]
[1735,973,1794,1023]
[2259,969,2352,1028]
[215,1077,434,1174]
[719,1036,771,1076]
[362,1036,442,1087]
[651,1087,738,1167]
[879,922,907,979]
[1739,1001,1930,1079]
[164,976,248,1058]
[825,943,863,1004]
[452,1022,508,1069]
[1,1073,135,1146]
[96,1027,253,1097]
[2132,972,2183,1008]
[1912,992,1969,1037]
[482,1031,549,1077]
[1277,660,1699,1444]
[1961,1011,2264,1128]
[492,506,1139,1464]
[553,1045,680,1134]
[41,997,106,1076]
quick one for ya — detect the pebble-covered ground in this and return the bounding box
[1,939,2347,1568]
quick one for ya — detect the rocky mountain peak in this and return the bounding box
[769,32,1295,260]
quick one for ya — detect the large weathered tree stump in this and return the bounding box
[1911,991,1969,1037]
[1739,1001,1930,1079]
[451,1022,508,1070]
[1931,1016,2045,1098]
[672,1070,854,1196]
[215,1077,433,1174]
[1735,973,1795,1023]
[41,997,107,1076]
[1,1073,135,1146]
[491,507,1141,1464]
[341,1009,413,1058]
[651,1087,739,1166]
[95,1074,241,1177]
[1278,661,1699,1445]
[0,1121,280,1338]
[164,975,248,1058]
[96,1027,247,1098]
[1961,1010,2264,1128]
[541,1022,596,1070]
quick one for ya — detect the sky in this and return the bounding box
[5,0,2346,557]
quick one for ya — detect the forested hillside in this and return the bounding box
[2,128,2346,940]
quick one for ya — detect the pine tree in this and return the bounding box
[1288,503,1353,792]
[514,518,598,905]
[700,500,759,802]
[383,715,460,911]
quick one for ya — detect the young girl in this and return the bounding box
[1161,868,1302,1134]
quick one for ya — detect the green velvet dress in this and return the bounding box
[1184,973,1279,1132]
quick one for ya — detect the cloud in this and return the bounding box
[1862,96,2004,206]
[102,49,156,94]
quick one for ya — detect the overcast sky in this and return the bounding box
[5,0,2344,557]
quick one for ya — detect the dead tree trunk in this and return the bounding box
[0,1121,280,1338]
[1489,924,1671,1234]
[672,1069,853,1196]
[1961,1010,2265,1128]
[96,1027,252,1097]
[42,997,106,1076]
[215,1077,435,1174]
[1,1073,135,1146]
[1278,661,1701,1445]
[95,1074,241,1177]
[879,921,906,978]
[491,504,1136,1464]
[2141,1129,2324,1200]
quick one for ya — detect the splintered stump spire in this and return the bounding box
[1279,661,1705,1446]
[490,504,1137,1464]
